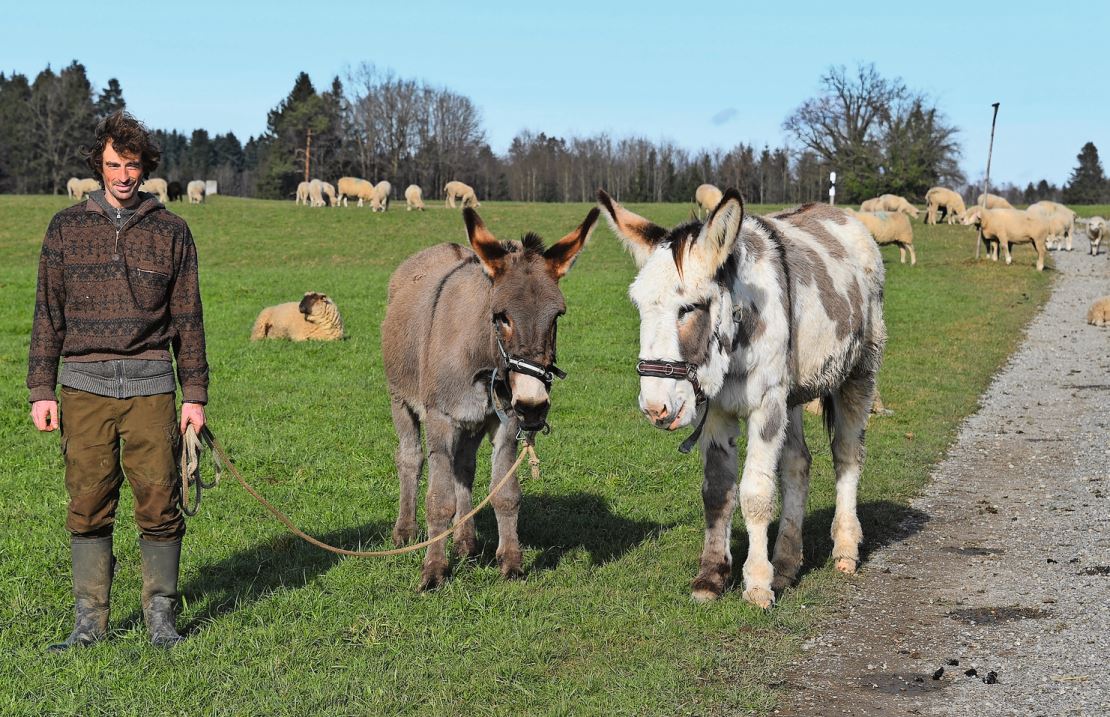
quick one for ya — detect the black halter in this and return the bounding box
[489,332,566,430]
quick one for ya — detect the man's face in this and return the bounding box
[101,140,143,208]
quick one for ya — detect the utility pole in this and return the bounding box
[303,128,312,184]
[977,103,1000,259]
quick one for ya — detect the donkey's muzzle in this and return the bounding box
[512,399,550,432]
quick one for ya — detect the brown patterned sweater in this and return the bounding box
[27,192,209,404]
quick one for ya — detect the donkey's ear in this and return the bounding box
[464,208,508,277]
[544,207,599,280]
[700,188,744,270]
[597,189,666,268]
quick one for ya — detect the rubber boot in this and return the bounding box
[140,538,185,648]
[47,536,114,652]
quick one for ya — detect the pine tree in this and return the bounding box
[95,78,126,119]
[1062,142,1106,204]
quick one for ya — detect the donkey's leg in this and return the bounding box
[692,407,740,603]
[390,399,424,546]
[828,373,876,575]
[489,420,524,579]
[738,394,788,608]
[771,406,811,594]
[451,429,483,560]
[419,411,459,591]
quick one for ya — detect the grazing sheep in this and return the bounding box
[139,177,169,203]
[444,180,480,209]
[296,181,311,205]
[167,181,183,202]
[72,178,101,201]
[308,179,326,207]
[404,184,425,211]
[187,180,206,204]
[372,180,391,211]
[1026,200,1076,251]
[924,186,967,225]
[250,292,346,341]
[876,194,921,220]
[1083,216,1106,255]
[968,208,1051,271]
[695,183,723,217]
[66,177,81,199]
[976,193,1013,209]
[848,209,916,265]
[1087,296,1110,327]
[322,181,337,207]
[859,197,883,212]
[336,176,365,207]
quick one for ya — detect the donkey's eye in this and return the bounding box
[493,312,510,329]
[678,303,705,319]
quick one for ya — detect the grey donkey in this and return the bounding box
[382,206,599,590]
[600,189,886,608]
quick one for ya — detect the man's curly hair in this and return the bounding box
[85,111,161,180]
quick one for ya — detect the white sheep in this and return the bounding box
[1088,296,1110,327]
[1026,200,1076,251]
[859,197,883,212]
[848,209,917,265]
[308,179,325,207]
[66,177,81,200]
[404,184,425,211]
[924,186,966,225]
[71,178,101,201]
[250,292,346,341]
[976,193,1013,209]
[322,181,337,207]
[187,180,206,204]
[139,178,168,203]
[372,180,391,211]
[969,208,1051,271]
[694,183,723,217]
[336,176,364,207]
[876,194,921,220]
[296,181,310,205]
[443,180,479,208]
[1083,216,1106,256]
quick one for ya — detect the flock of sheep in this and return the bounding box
[294,178,480,212]
[66,176,206,204]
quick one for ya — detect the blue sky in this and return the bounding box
[6,1,1106,188]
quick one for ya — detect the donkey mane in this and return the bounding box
[665,220,703,278]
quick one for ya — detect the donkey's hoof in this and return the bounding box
[452,536,477,560]
[691,566,729,602]
[771,574,794,594]
[418,565,448,592]
[834,557,858,575]
[742,586,775,609]
[690,587,720,603]
[392,524,417,547]
[497,549,523,579]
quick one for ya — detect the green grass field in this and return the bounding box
[0,195,1054,716]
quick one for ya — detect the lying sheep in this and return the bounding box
[969,208,1050,271]
[1087,296,1110,327]
[443,180,479,208]
[694,183,723,217]
[296,181,311,205]
[250,292,346,341]
[187,180,206,204]
[848,209,916,265]
[404,184,425,211]
[336,176,364,207]
[876,194,921,220]
[372,180,391,211]
[976,193,1013,209]
[1027,200,1076,251]
[139,178,169,203]
[72,178,101,201]
[924,186,966,225]
[1083,216,1106,255]
[859,197,883,212]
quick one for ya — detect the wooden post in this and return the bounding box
[303,128,312,184]
[977,102,1000,259]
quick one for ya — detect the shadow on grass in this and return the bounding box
[727,499,930,590]
[118,521,394,634]
[470,491,674,574]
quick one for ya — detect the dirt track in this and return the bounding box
[776,248,1110,716]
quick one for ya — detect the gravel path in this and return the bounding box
[777,248,1110,716]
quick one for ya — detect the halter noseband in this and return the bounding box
[489,332,566,433]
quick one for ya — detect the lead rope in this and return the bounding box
[179,425,540,558]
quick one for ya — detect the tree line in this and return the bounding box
[2,61,1106,205]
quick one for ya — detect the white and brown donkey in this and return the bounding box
[382,206,599,590]
[599,189,886,607]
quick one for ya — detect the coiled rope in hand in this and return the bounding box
[179,424,540,557]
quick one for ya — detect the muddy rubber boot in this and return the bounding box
[140,538,185,648]
[47,536,114,652]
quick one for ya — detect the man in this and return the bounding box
[28,111,208,650]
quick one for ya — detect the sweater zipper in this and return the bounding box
[113,207,122,261]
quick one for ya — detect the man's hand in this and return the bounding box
[180,402,206,434]
[31,400,59,432]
